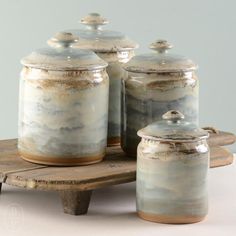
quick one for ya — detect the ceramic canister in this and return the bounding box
[122,40,199,157]
[136,110,209,224]
[64,13,138,146]
[18,32,109,166]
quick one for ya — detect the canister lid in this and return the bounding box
[124,40,197,73]
[21,32,108,70]
[65,13,138,52]
[137,110,209,142]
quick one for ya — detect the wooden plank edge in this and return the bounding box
[210,147,234,168]
[4,171,136,191]
[0,166,46,193]
[208,131,236,147]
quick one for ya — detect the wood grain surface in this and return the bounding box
[0,133,234,191]
[210,146,234,168]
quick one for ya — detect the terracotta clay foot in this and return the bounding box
[59,190,92,215]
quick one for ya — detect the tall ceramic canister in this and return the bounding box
[65,13,138,146]
[137,110,209,224]
[18,32,109,166]
[122,40,198,157]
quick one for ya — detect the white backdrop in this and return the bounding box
[0,0,235,150]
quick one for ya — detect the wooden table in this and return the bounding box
[0,132,235,215]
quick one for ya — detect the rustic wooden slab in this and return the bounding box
[0,134,235,215]
[207,131,236,147]
[210,146,234,168]
[0,139,45,183]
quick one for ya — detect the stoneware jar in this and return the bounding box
[136,110,209,224]
[65,13,138,146]
[122,40,198,157]
[18,32,109,166]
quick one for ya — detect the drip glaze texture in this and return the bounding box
[121,71,198,156]
[136,139,209,224]
[97,52,134,145]
[18,67,109,165]
[69,13,138,146]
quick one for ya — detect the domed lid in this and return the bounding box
[21,32,108,71]
[65,13,138,52]
[137,110,209,142]
[124,40,197,73]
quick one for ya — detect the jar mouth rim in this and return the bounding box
[124,67,197,73]
[137,132,209,143]
[21,61,107,71]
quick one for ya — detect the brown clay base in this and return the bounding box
[107,137,120,147]
[19,151,104,166]
[138,211,206,224]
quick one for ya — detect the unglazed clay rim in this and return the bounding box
[20,61,108,71]
[19,150,105,166]
[107,137,120,147]
[138,211,206,224]
[124,66,197,74]
[137,131,209,143]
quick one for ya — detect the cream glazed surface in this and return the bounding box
[121,40,199,157]
[18,67,109,163]
[121,71,198,156]
[97,51,134,146]
[136,110,209,223]
[137,139,209,222]
[66,13,138,146]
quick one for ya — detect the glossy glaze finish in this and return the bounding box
[97,51,134,145]
[67,13,138,146]
[18,32,109,166]
[122,71,198,156]
[137,140,209,223]
[122,40,198,156]
[136,111,209,224]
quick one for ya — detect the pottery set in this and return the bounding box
[18,13,209,224]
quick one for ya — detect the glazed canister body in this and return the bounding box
[18,32,109,166]
[122,40,198,156]
[136,110,209,224]
[66,13,138,146]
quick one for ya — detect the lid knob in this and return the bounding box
[149,40,173,53]
[162,110,185,123]
[81,13,108,30]
[47,32,79,48]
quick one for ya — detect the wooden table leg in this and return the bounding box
[59,190,92,215]
[0,183,2,194]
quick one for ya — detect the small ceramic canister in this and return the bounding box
[18,32,109,166]
[65,13,138,146]
[136,110,209,224]
[122,40,198,157]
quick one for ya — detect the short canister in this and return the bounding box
[136,110,209,224]
[18,32,109,166]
